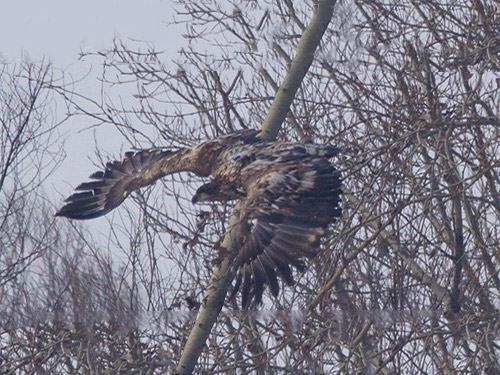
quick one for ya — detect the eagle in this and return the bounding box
[56,129,342,307]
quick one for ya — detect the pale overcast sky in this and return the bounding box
[1,0,186,223]
[1,0,181,66]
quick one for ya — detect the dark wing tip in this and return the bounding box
[230,217,332,308]
[55,202,112,220]
[55,191,117,220]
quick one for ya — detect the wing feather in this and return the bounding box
[230,159,342,308]
[56,150,176,220]
[241,265,253,308]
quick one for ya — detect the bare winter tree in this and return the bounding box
[0,59,178,373]
[3,0,500,374]
[0,59,63,297]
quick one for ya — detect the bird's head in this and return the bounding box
[191,182,218,204]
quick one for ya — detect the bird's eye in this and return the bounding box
[233,155,242,161]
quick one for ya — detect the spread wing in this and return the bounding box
[56,150,176,220]
[230,158,342,307]
[56,129,262,220]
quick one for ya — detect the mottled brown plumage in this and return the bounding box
[56,129,342,307]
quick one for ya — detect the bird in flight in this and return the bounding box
[56,129,342,307]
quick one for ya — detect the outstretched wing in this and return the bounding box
[230,158,342,307]
[56,150,177,220]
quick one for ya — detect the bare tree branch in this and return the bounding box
[174,1,338,374]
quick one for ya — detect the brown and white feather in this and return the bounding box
[56,129,342,307]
